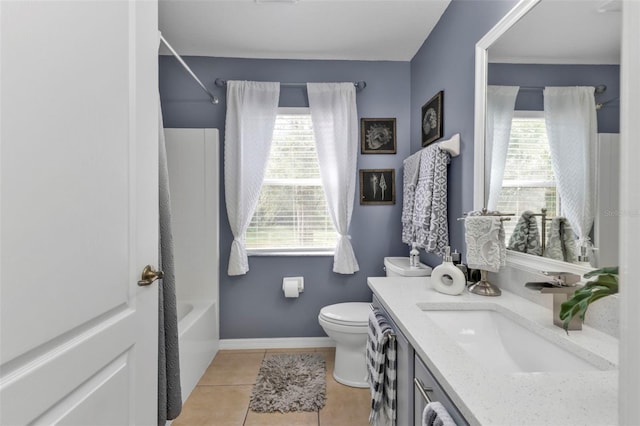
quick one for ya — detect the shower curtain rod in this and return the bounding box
[160,34,219,105]
[516,84,617,109]
[214,78,367,91]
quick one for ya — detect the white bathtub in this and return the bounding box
[176,300,218,403]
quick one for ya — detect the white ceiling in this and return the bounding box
[489,0,621,65]
[158,0,451,61]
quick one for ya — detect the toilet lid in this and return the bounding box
[319,302,370,326]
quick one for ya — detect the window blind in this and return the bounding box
[497,115,558,240]
[246,110,335,253]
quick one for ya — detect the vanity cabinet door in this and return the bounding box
[414,356,468,426]
[372,296,415,426]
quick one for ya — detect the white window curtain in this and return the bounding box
[485,85,519,210]
[224,81,280,276]
[307,82,359,274]
[543,86,596,245]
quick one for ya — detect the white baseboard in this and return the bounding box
[219,337,335,350]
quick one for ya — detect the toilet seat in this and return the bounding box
[319,302,370,327]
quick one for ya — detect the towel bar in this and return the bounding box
[527,208,548,252]
[368,303,396,341]
[457,216,511,222]
[414,377,434,404]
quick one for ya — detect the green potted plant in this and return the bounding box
[559,267,619,332]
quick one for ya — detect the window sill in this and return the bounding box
[247,249,334,257]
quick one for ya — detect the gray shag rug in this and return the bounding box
[249,353,327,413]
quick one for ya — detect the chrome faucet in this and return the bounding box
[525,272,582,330]
[541,271,581,287]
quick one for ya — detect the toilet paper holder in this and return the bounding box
[282,276,304,297]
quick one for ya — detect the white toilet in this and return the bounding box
[318,302,371,387]
[318,257,431,388]
[384,256,432,276]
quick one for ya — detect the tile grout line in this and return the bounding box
[243,350,265,425]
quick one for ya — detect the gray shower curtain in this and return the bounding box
[158,100,182,424]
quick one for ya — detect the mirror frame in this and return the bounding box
[473,0,593,277]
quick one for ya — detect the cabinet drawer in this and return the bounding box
[414,355,468,426]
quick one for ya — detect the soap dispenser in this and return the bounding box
[410,243,420,267]
[431,246,466,295]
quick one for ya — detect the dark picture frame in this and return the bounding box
[421,91,444,147]
[359,169,395,205]
[360,118,397,154]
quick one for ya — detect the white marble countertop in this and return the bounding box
[368,277,619,426]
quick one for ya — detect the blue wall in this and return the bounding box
[160,57,411,338]
[488,63,620,133]
[410,0,519,266]
[159,0,524,339]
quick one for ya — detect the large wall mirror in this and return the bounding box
[474,0,621,274]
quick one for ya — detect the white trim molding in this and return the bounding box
[219,337,335,350]
[619,1,640,424]
[473,0,540,209]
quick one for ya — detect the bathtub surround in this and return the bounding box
[224,81,280,276]
[158,102,182,422]
[164,129,220,403]
[307,82,360,274]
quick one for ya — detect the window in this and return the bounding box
[496,111,559,240]
[246,108,335,255]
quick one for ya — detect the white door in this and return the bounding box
[1,1,159,425]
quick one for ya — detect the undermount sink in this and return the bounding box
[420,307,608,373]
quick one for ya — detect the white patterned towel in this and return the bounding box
[412,145,451,255]
[402,151,422,245]
[465,216,506,273]
[422,401,457,426]
[366,307,397,426]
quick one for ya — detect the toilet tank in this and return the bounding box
[384,257,432,277]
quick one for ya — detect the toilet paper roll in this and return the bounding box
[282,276,304,298]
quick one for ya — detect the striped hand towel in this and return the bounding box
[366,307,397,426]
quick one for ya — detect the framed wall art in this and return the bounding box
[421,91,443,147]
[360,118,396,154]
[359,169,395,205]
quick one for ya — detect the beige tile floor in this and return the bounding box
[172,347,371,426]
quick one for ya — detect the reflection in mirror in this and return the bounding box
[482,0,620,268]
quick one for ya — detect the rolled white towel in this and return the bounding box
[422,401,457,426]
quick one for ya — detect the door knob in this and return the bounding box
[138,265,164,286]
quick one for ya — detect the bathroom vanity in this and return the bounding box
[368,276,618,426]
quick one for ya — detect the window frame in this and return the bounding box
[246,107,335,257]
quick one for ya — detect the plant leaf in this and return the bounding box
[584,266,619,279]
[559,269,619,332]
